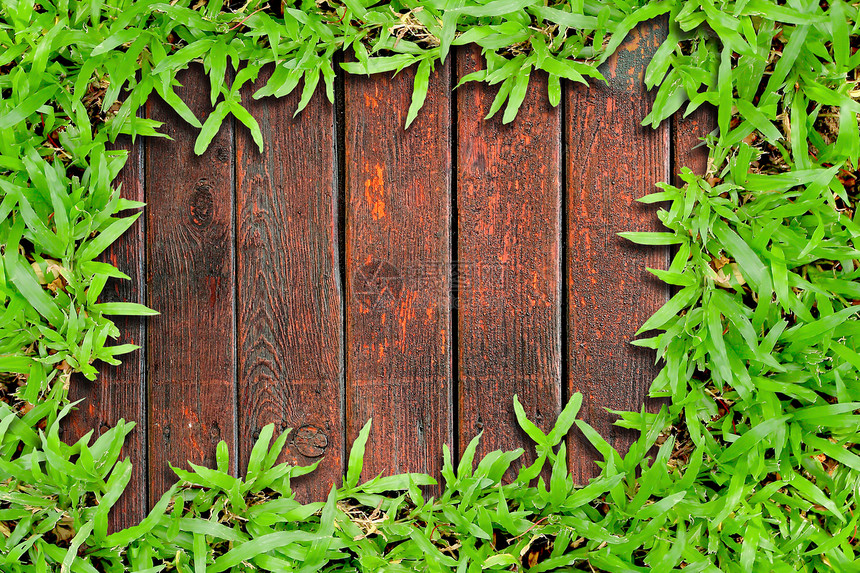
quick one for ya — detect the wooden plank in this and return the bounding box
[344,62,452,484]
[456,46,562,465]
[565,21,671,481]
[236,67,343,501]
[65,136,146,530]
[146,65,236,502]
[673,106,716,183]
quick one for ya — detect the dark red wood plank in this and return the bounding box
[673,106,716,183]
[66,136,146,530]
[456,46,562,465]
[345,62,452,484]
[565,21,671,481]
[236,67,343,501]
[146,65,236,502]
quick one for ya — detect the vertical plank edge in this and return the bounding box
[65,134,147,531]
[344,60,453,490]
[673,105,717,184]
[456,44,563,472]
[236,65,344,501]
[146,64,237,503]
[565,19,671,482]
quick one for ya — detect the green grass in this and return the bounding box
[1,0,859,570]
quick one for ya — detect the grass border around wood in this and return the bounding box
[1,0,859,570]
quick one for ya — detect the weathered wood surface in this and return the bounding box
[60,25,717,525]
[236,66,343,501]
[456,46,562,468]
[565,19,670,481]
[146,66,237,502]
[344,60,453,487]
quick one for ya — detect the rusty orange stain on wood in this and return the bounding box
[364,163,387,220]
[396,292,418,343]
[207,276,221,307]
[566,20,670,482]
[624,26,642,50]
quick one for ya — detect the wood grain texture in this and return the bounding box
[456,46,562,465]
[146,65,236,503]
[565,21,671,481]
[345,62,452,484]
[65,136,147,530]
[236,66,343,501]
[673,105,716,183]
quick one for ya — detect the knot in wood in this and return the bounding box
[293,424,328,458]
[214,146,230,163]
[189,180,214,227]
